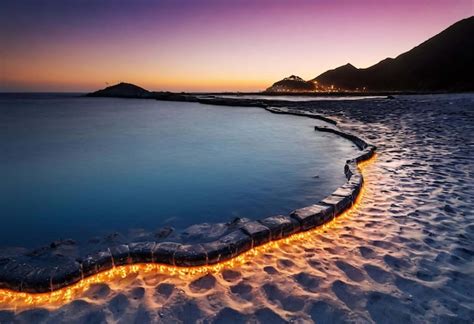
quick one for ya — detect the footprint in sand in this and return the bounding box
[276,258,295,270]
[155,282,175,301]
[129,286,145,300]
[221,269,241,282]
[211,307,248,324]
[335,260,365,282]
[15,308,50,323]
[45,300,107,323]
[230,281,253,300]
[358,246,376,259]
[263,266,279,274]
[363,264,391,283]
[308,300,350,324]
[254,308,287,323]
[292,272,322,293]
[331,280,364,309]
[82,283,111,300]
[384,254,411,270]
[366,292,413,323]
[262,283,305,312]
[189,274,216,293]
[108,293,129,319]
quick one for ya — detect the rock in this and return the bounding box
[21,264,55,293]
[182,223,229,242]
[104,232,122,243]
[265,75,316,92]
[79,250,114,278]
[341,176,363,201]
[356,145,376,162]
[109,244,130,266]
[344,160,359,179]
[321,194,352,216]
[174,244,208,267]
[218,230,252,258]
[129,242,156,263]
[315,126,368,150]
[202,230,252,264]
[290,204,334,230]
[152,242,181,265]
[258,215,300,240]
[87,82,151,98]
[228,217,243,226]
[50,239,76,249]
[0,259,39,292]
[332,187,354,201]
[201,241,234,264]
[240,221,271,247]
[50,260,82,291]
[155,227,174,239]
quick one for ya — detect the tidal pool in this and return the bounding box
[0,94,358,248]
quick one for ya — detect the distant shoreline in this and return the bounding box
[1,89,473,97]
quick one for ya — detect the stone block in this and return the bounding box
[345,160,359,179]
[0,258,24,291]
[258,215,300,240]
[201,230,252,263]
[342,176,363,201]
[129,241,156,263]
[79,250,114,278]
[332,187,354,200]
[240,221,271,247]
[321,194,352,216]
[21,266,54,293]
[0,259,52,293]
[218,230,252,256]
[290,204,334,230]
[50,260,82,291]
[109,244,130,266]
[201,240,233,264]
[152,242,181,265]
[174,244,208,267]
[356,145,376,162]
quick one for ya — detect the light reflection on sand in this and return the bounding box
[0,156,375,312]
[1,94,472,323]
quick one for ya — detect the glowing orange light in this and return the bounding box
[0,154,376,310]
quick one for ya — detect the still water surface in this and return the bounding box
[216,94,386,101]
[0,94,357,248]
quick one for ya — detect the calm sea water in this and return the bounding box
[0,94,357,248]
[216,95,386,101]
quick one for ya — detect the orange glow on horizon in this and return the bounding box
[2,72,270,93]
[1,1,470,93]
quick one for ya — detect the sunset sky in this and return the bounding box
[0,0,472,92]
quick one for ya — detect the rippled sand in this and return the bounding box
[1,94,473,323]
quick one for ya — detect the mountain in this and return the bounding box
[313,16,474,91]
[87,82,151,98]
[267,16,474,92]
[265,75,316,92]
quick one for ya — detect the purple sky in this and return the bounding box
[0,0,472,92]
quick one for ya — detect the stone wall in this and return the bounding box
[0,107,376,293]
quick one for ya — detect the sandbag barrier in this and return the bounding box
[0,107,376,294]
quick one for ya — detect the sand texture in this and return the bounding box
[0,93,473,323]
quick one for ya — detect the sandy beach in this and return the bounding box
[0,93,472,323]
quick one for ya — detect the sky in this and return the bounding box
[0,0,472,92]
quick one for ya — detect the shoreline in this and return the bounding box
[0,99,375,300]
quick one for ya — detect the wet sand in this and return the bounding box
[1,93,473,323]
